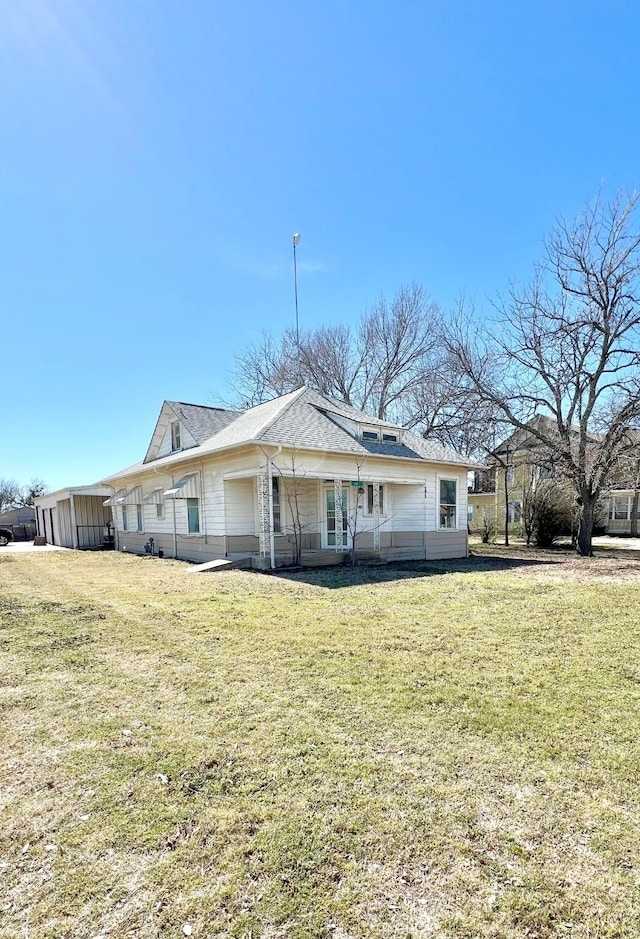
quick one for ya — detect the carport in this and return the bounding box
[34,485,113,549]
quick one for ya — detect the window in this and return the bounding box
[122,505,128,531]
[187,498,200,533]
[506,466,515,486]
[467,505,474,522]
[382,433,398,443]
[272,476,282,533]
[614,497,630,520]
[136,504,143,532]
[508,501,522,524]
[439,479,457,529]
[156,503,164,519]
[171,420,181,451]
[366,484,384,515]
[362,430,379,441]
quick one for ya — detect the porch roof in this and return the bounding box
[222,468,424,485]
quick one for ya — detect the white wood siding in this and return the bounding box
[388,484,424,532]
[278,476,319,536]
[225,478,255,535]
[204,472,225,536]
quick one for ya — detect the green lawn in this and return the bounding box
[1,548,639,938]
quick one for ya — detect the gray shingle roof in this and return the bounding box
[167,401,240,443]
[259,387,469,465]
[103,386,471,483]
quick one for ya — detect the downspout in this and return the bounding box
[424,476,429,561]
[172,496,177,559]
[153,467,177,559]
[465,471,469,558]
[199,462,207,543]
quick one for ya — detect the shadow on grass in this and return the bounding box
[267,550,562,590]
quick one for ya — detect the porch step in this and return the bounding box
[352,553,388,566]
[189,557,251,573]
[301,550,348,568]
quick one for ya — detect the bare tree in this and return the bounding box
[447,191,640,556]
[271,451,315,567]
[230,285,444,423]
[18,478,48,506]
[0,477,47,512]
[0,479,20,513]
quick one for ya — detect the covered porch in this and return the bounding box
[223,465,428,569]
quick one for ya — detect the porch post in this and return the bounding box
[70,494,79,549]
[257,472,271,562]
[334,478,343,552]
[372,481,381,551]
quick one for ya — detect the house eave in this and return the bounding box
[101,436,473,486]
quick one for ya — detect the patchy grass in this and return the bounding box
[1,548,639,938]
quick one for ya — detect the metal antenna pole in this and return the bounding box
[293,233,301,344]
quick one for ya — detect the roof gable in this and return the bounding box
[143,400,240,463]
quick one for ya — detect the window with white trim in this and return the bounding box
[187,498,200,533]
[439,479,457,529]
[362,430,379,441]
[156,503,164,519]
[122,505,128,531]
[613,497,630,520]
[171,420,181,451]
[506,466,515,486]
[136,504,143,532]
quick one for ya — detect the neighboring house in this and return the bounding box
[34,486,113,548]
[0,505,36,541]
[468,417,640,538]
[604,489,640,536]
[100,386,473,568]
[467,417,565,536]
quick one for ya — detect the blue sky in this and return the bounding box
[4,0,640,491]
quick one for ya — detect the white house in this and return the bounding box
[100,386,474,568]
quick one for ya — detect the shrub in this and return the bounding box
[534,490,575,547]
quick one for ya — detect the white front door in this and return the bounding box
[323,485,348,548]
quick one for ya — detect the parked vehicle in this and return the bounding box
[0,528,14,546]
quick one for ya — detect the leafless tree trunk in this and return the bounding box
[446,191,640,556]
